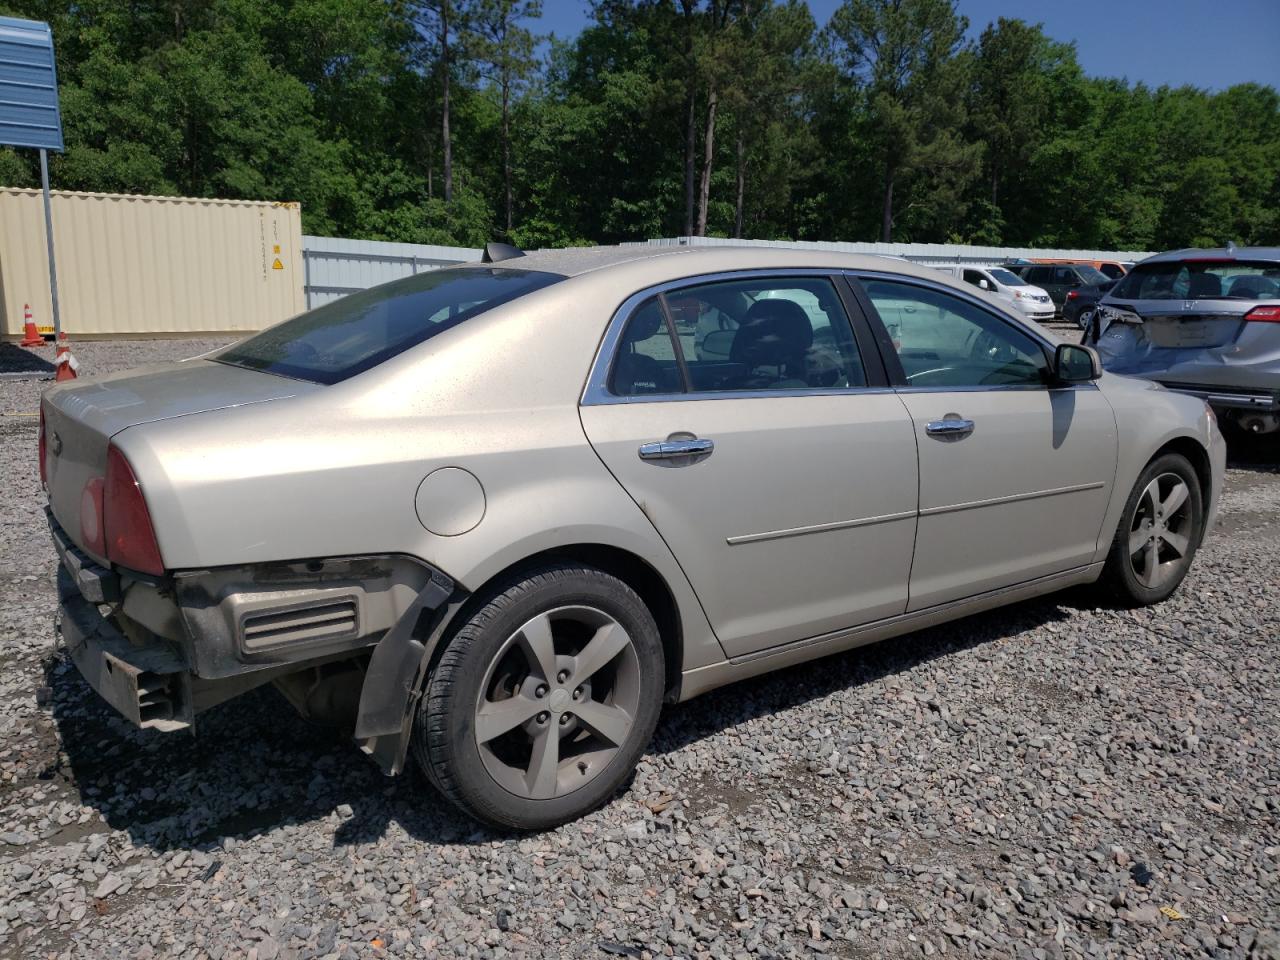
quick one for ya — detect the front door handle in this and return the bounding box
[638,438,715,461]
[925,416,975,439]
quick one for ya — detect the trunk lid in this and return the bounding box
[1139,310,1243,349]
[1103,297,1252,351]
[42,360,315,563]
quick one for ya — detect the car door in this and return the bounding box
[852,273,1118,611]
[1051,265,1082,308]
[1025,266,1057,307]
[580,273,919,659]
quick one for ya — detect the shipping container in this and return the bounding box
[0,188,304,338]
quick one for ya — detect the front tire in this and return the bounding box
[413,563,665,830]
[1099,452,1203,606]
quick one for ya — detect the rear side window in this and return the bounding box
[608,299,684,396]
[608,277,867,396]
[1025,267,1051,283]
[215,268,563,384]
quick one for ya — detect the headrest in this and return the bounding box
[623,306,663,344]
[730,299,813,367]
[1187,273,1221,298]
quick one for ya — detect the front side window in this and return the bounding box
[962,269,987,288]
[608,277,867,396]
[216,267,563,384]
[1053,266,1079,285]
[863,279,1050,388]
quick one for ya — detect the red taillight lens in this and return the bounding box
[104,444,165,576]
[80,477,105,556]
[1244,305,1280,323]
[1066,290,1079,301]
[38,408,47,486]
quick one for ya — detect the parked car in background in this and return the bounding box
[1093,247,1280,436]
[41,245,1224,829]
[1064,278,1118,330]
[934,264,1055,323]
[1034,258,1130,280]
[1018,262,1112,315]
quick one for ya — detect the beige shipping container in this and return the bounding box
[0,188,304,338]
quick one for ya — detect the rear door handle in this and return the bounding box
[638,438,715,461]
[925,417,975,439]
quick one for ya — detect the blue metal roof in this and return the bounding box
[0,15,64,151]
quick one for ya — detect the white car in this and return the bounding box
[936,264,1055,322]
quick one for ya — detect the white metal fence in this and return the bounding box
[301,235,480,308]
[299,234,1155,308]
[626,236,1154,265]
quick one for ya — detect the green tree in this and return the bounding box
[827,0,977,241]
[467,0,542,236]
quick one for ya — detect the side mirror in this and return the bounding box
[978,279,990,290]
[1054,343,1102,383]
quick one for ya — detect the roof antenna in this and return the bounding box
[482,241,525,264]
[1225,240,1237,255]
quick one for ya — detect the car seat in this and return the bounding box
[727,299,814,389]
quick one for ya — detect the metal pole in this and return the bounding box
[39,149,62,339]
[303,249,313,310]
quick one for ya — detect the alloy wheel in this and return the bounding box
[1127,472,1194,589]
[474,606,641,800]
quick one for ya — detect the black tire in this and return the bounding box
[1098,452,1203,606]
[412,563,665,830]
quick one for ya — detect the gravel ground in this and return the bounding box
[1,338,1277,960]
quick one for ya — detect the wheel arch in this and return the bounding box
[1149,434,1213,532]
[430,543,685,704]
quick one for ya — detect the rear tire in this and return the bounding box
[1098,452,1203,606]
[413,563,665,830]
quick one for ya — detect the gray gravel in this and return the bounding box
[2,337,1278,960]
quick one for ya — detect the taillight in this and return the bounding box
[38,408,47,486]
[80,477,105,556]
[1244,305,1280,323]
[103,444,165,575]
[1066,290,1079,301]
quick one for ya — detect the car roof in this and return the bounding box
[484,243,959,285]
[1140,246,1280,264]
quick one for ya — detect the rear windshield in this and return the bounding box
[1110,260,1280,301]
[215,267,563,384]
[1074,265,1110,285]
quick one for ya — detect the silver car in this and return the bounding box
[1092,246,1280,436]
[40,245,1225,829]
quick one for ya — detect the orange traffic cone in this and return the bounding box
[54,335,79,381]
[20,304,44,347]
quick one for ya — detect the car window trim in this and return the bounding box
[843,270,1059,392]
[582,269,889,406]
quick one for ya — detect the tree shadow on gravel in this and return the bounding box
[36,590,1083,852]
[0,341,55,376]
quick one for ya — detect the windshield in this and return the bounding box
[1110,260,1280,301]
[215,267,563,384]
[988,268,1024,286]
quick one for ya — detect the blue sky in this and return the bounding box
[533,0,1280,92]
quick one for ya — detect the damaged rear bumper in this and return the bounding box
[58,567,192,730]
